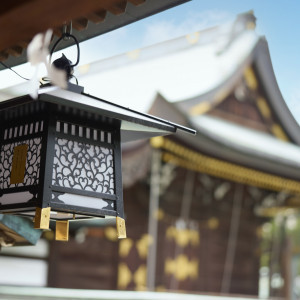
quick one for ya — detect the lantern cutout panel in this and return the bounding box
[0,120,44,207]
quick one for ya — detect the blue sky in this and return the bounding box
[180,0,300,116]
[1,1,300,120]
[75,0,300,119]
[160,0,300,107]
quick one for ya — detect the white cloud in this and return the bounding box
[142,10,233,46]
[78,27,130,64]
[44,10,234,70]
[78,9,234,63]
[0,9,235,94]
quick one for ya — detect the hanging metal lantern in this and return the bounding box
[0,85,195,241]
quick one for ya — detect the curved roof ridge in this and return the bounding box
[175,36,300,145]
[252,38,300,145]
[175,35,260,114]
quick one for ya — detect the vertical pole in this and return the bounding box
[284,237,292,300]
[180,170,195,221]
[146,149,161,291]
[170,170,195,291]
[269,215,286,298]
[221,183,243,294]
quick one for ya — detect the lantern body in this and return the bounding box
[0,86,195,239]
[0,98,123,221]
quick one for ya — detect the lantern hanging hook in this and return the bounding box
[49,22,80,68]
[62,21,72,41]
[48,22,80,82]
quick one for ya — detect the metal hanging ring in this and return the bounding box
[49,33,80,67]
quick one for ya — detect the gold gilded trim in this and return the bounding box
[166,226,200,247]
[271,123,289,141]
[190,102,212,116]
[152,137,300,194]
[214,88,230,104]
[207,217,219,230]
[118,263,132,289]
[10,144,28,184]
[189,87,231,116]
[165,254,198,281]
[247,21,256,30]
[186,32,200,45]
[255,96,290,142]
[256,97,271,119]
[104,227,118,242]
[55,220,69,241]
[127,49,141,60]
[150,136,164,149]
[133,265,147,290]
[34,207,51,229]
[116,216,127,239]
[78,64,90,75]
[119,238,133,257]
[136,234,153,259]
[244,66,258,90]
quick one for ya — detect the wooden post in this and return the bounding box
[146,149,161,290]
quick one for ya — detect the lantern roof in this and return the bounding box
[0,85,196,142]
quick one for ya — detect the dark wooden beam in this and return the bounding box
[128,0,146,5]
[72,18,89,31]
[87,10,107,24]
[104,0,127,15]
[0,0,130,52]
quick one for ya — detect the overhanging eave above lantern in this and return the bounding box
[0,85,195,241]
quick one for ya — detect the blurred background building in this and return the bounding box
[0,2,300,300]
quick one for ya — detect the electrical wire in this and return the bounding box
[70,74,79,85]
[0,32,80,86]
[0,61,30,81]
